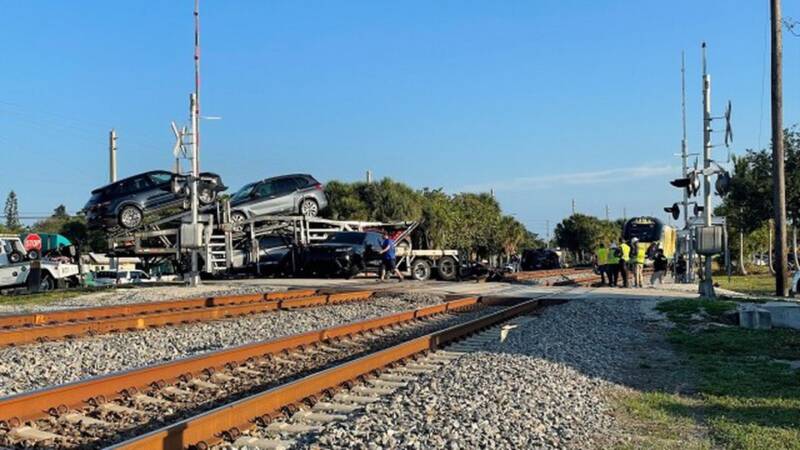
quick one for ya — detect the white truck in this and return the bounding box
[0,235,80,291]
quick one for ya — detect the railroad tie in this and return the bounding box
[8,426,65,442]
[133,393,171,406]
[189,378,220,390]
[291,410,347,424]
[163,386,193,397]
[332,393,380,404]
[210,372,236,383]
[367,378,407,388]
[377,373,416,383]
[266,422,323,434]
[99,402,145,416]
[312,401,363,414]
[351,385,395,396]
[232,436,295,450]
[234,366,262,376]
[62,413,110,427]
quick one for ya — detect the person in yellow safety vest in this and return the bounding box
[618,240,631,288]
[594,243,609,286]
[607,243,620,286]
[632,237,648,287]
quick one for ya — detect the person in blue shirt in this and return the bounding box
[379,233,404,282]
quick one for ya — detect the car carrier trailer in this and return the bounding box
[105,201,460,281]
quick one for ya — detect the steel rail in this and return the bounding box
[110,294,562,450]
[0,295,480,427]
[0,290,373,347]
[0,289,318,329]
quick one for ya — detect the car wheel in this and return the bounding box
[411,259,432,281]
[198,185,217,205]
[300,198,319,217]
[437,256,458,281]
[26,250,40,260]
[8,251,23,264]
[39,273,55,291]
[118,205,144,229]
[230,211,247,232]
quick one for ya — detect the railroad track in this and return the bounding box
[0,292,569,450]
[507,268,594,282]
[0,289,374,347]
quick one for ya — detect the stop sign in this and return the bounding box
[24,234,42,252]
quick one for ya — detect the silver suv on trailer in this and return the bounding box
[229,174,327,226]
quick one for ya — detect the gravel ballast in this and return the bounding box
[0,283,283,314]
[0,292,443,397]
[304,297,648,450]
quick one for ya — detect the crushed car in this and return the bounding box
[300,231,384,278]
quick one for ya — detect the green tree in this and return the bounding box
[4,191,21,230]
[554,214,619,261]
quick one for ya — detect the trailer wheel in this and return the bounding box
[8,251,23,264]
[411,259,432,281]
[39,274,55,291]
[437,256,458,281]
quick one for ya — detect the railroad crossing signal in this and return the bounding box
[670,171,701,196]
[664,203,680,221]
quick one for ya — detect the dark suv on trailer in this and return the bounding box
[229,174,327,227]
[83,170,226,230]
[301,231,384,278]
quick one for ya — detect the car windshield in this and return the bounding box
[324,232,366,245]
[231,183,257,202]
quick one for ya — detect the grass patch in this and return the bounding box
[0,289,96,306]
[655,298,737,325]
[619,299,800,449]
[716,273,777,297]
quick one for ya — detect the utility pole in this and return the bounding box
[545,220,550,248]
[571,199,576,215]
[109,129,117,183]
[771,0,789,296]
[605,205,610,221]
[188,94,200,287]
[681,52,695,283]
[187,0,202,287]
[193,0,201,169]
[699,43,715,297]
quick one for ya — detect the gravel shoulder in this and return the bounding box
[303,296,680,450]
[0,292,443,397]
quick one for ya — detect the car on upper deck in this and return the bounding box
[83,170,226,230]
[228,174,327,228]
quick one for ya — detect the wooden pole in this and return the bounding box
[771,0,789,296]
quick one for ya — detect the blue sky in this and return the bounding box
[1,1,798,238]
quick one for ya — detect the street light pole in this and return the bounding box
[771,0,789,296]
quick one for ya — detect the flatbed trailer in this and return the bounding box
[105,201,460,280]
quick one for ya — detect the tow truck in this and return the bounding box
[0,235,80,292]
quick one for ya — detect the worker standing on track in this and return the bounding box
[379,233,404,283]
[618,239,631,288]
[632,238,647,288]
[607,243,620,287]
[595,243,609,285]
